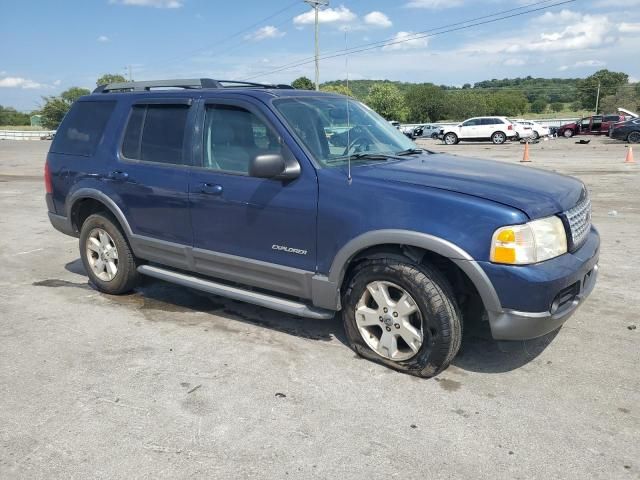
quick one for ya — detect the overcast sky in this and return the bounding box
[2,0,640,111]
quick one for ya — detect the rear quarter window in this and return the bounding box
[50,101,115,156]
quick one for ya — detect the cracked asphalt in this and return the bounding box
[0,136,638,479]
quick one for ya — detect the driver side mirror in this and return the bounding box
[249,153,300,180]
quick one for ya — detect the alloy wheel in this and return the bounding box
[86,228,119,282]
[355,281,424,361]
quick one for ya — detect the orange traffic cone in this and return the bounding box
[521,141,531,163]
[625,145,635,164]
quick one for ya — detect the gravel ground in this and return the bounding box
[0,136,638,479]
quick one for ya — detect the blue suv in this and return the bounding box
[45,78,599,377]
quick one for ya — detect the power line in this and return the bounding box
[143,1,302,72]
[241,0,576,81]
[242,0,563,81]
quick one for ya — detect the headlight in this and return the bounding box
[490,216,567,265]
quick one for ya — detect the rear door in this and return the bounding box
[480,118,497,138]
[107,98,195,266]
[188,97,318,297]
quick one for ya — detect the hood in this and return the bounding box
[354,153,584,219]
[618,107,638,118]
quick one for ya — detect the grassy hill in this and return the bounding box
[321,76,582,103]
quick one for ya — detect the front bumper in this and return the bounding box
[481,227,600,340]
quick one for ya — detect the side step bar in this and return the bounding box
[137,265,335,320]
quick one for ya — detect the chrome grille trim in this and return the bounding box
[563,195,591,250]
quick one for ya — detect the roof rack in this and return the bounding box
[93,78,294,94]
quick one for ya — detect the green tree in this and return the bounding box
[61,87,90,103]
[320,84,354,96]
[577,69,629,110]
[550,102,564,113]
[97,73,126,86]
[292,76,314,90]
[443,91,489,120]
[40,87,90,129]
[570,100,583,111]
[530,98,548,114]
[486,92,528,116]
[598,85,640,114]
[0,106,30,126]
[365,83,406,121]
[404,84,447,122]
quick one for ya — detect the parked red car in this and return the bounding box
[557,114,624,138]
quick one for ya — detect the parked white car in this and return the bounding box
[514,120,551,139]
[439,116,517,145]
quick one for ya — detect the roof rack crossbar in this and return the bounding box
[93,78,293,93]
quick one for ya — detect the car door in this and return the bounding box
[481,118,500,139]
[108,98,195,269]
[188,97,318,298]
[459,118,480,139]
[590,116,603,135]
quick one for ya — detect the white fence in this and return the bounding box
[0,130,55,141]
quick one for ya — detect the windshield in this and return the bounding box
[273,96,416,167]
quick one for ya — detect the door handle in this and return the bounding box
[109,170,129,181]
[200,183,223,195]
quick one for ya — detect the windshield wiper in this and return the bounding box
[395,148,425,156]
[327,152,403,163]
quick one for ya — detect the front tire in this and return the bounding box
[491,131,507,144]
[342,259,462,378]
[563,129,574,138]
[443,132,458,145]
[532,131,540,140]
[628,131,640,143]
[79,213,139,295]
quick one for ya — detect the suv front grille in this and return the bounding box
[562,194,591,251]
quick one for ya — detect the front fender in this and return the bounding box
[311,229,502,314]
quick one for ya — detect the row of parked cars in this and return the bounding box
[398,117,549,145]
[392,108,640,145]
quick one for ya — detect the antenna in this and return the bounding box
[345,27,352,184]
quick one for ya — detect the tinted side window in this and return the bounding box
[51,101,115,156]
[462,119,479,126]
[121,104,189,165]
[121,106,144,159]
[203,105,281,174]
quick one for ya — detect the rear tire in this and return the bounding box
[79,213,139,295]
[341,259,462,378]
[628,131,640,143]
[443,132,458,145]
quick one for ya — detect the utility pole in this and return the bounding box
[127,65,133,82]
[595,80,601,114]
[304,0,329,90]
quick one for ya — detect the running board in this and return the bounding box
[137,265,335,320]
